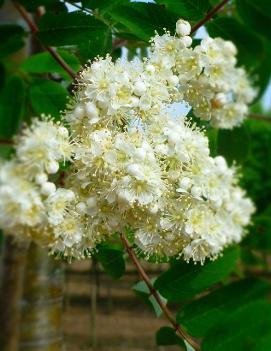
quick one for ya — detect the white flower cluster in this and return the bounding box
[0,120,76,247]
[67,19,256,130]
[0,20,256,263]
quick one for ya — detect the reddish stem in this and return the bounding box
[249,113,271,123]
[0,139,14,146]
[191,0,230,34]
[120,233,201,351]
[13,1,76,79]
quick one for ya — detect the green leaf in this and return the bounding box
[206,17,264,69]
[0,75,25,138]
[156,326,185,347]
[217,126,250,165]
[78,27,112,61]
[236,0,271,39]
[185,341,196,351]
[245,216,271,251]
[0,63,5,93]
[29,79,68,118]
[95,244,125,279]
[202,300,271,351]
[110,2,178,42]
[20,50,81,80]
[0,25,25,59]
[154,246,240,302]
[133,280,167,317]
[206,128,218,157]
[155,0,210,21]
[133,280,150,296]
[0,145,14,159]
[252,41,271,100]
[38,12,110,57]
[82,0,129,14]
[177,279,270,337]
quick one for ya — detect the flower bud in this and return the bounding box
[76,202,87,214]
[41,182,56,196]
[176,19,191,37]
[35,173,48,185]
[180,35,192,48]
[191,186,201,197]
[145,64,156,73]
[74,105,85,119]
[168,75,179,86]
[180,177,191,190]
[130,96,140,107]
[65,190,75,201]
[133,81,147,96]
[85,102,99,119]
[47,161,59,174]
[87,196,97,209]
[58,127,69,137]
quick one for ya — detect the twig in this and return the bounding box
[13,1,76,79]
[120,233,201,351]
[249,113,271,123]
[191,0,230,34]
[0,139,14,146]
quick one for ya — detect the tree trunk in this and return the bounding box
[0,3,64,350]
[19,243,64,351]
[0,237,29,351]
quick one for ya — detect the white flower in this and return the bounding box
[46,188,75,225]
[16,118,72,177]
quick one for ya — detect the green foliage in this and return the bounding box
[177,279,269,337]
[154,246,240,302]
[94,243,125,279]
[29,79,68,118]
[155,0,210,21]
[0,75,25,138]
[38,12,111,60]
[235,1,271,99]
[82,0,129,14]
[0,25,25,59]
[245,216,271,252]
[21,50,81,80]
[109,2,178,41]
[156,326,185,347]
[236,0,271,40]
[241,120,271,212]
[202,300,271,351]
[216,126,250,165]
[252,41,271,100]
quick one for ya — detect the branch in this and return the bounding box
[191,0,230,34]
[13,1,76,80]
[0,139,14,146]
[120,233,201,351]
[249,113,271,123]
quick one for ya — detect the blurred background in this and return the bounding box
[0,0,271,350]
